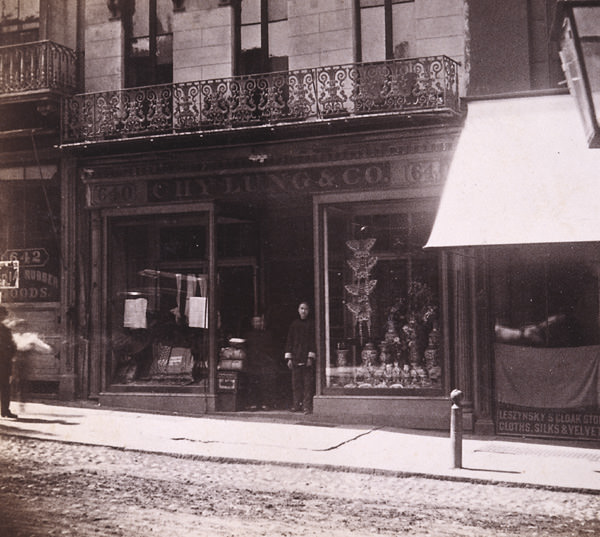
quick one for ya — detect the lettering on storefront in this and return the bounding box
[496,404,600,440]
[1,249,59,302]
[86,160,449,208]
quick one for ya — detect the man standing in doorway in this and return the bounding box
[285,302,316,414]
[0,305,17,419]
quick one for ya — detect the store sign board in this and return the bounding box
[496,403,600,441]
[85,159,450,208]
[0,260,19,289]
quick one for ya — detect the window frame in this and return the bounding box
[234,0,288,76]
[317,195,445,396]
[355,0,414,62]
[123,0,173,88]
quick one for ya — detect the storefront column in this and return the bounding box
[58,157,77,399]
[88,211,103,399]
[207,204,217,411]
[313,199,323,397]
[471,249,495,434]
[451,250,474,431]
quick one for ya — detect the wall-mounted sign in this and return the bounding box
[85,159,451,208]
[2,248,49,268]
[0,248,58,302]
[497,403,600,441]
[0,260,19,289]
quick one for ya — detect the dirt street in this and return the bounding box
[0,434,598,536]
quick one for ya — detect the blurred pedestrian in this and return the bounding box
[0,305,18,419]
[284,302,316,414]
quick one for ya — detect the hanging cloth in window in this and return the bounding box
[187,274,208,328]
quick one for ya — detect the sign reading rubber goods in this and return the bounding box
[0,249,59,302]
[0,260,19,289]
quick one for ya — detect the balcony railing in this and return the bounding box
[0,40,77,98]
[62,55,460,144]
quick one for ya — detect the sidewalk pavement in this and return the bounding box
[1,401,599,493]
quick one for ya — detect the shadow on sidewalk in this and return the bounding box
[12,417,78,426]
[0,422,57,437]
[461,466,522,475]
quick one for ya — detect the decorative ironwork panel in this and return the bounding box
[287,68,317,120]
[0,41,76,96]
[351,56,458,115]
[316,65,351,117]
[62,56,459,144]
[173,81,202,131]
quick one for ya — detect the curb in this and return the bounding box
[2,430,599,496]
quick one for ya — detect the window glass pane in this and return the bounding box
[126,2,172,85]
[268,0,287,22]
[241,23,261,51]
[325,203,441,393]
[0,0,19,21]
[109,216,210,387]
[160,226,207,261]
[156,34,172,65]
[493,247,600,348]
[217,222,258,258]
[157,0,173,34]
[269,19,288,60]
[573,7,600,121]
[360,5,385,62]
[130,36,150,57]
[391,0,415,58]
[132,0,149,38]
[20,0,38,19]
[241,0,261,25]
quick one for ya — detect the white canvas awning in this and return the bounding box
[425,94,600,248]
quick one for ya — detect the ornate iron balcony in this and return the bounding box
[62,56,460,144]
[0,40,77,99]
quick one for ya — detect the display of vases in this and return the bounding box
[336,348,349,367]
[361,342,378,366]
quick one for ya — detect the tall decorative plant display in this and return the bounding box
[344,238,378,345]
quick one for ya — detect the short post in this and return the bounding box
[450,389,463,469]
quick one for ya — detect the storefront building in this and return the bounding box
[0,0,80,400]
[427,93,600,442]
[424,1,600,441]
[69,123,462,426]
[9,1,593,440]
[61,0,468,428]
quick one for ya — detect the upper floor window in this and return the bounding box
[0,0,39,46]
[236,0,288,75]
[468,0,562,96]
[356,0,415,62]
[124,0,173,87]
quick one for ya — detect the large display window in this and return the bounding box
[322,200,443,394]
[108,213,211,386]
[491,244,600,441]
[106,209,260,389]
[492,245,600,349]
